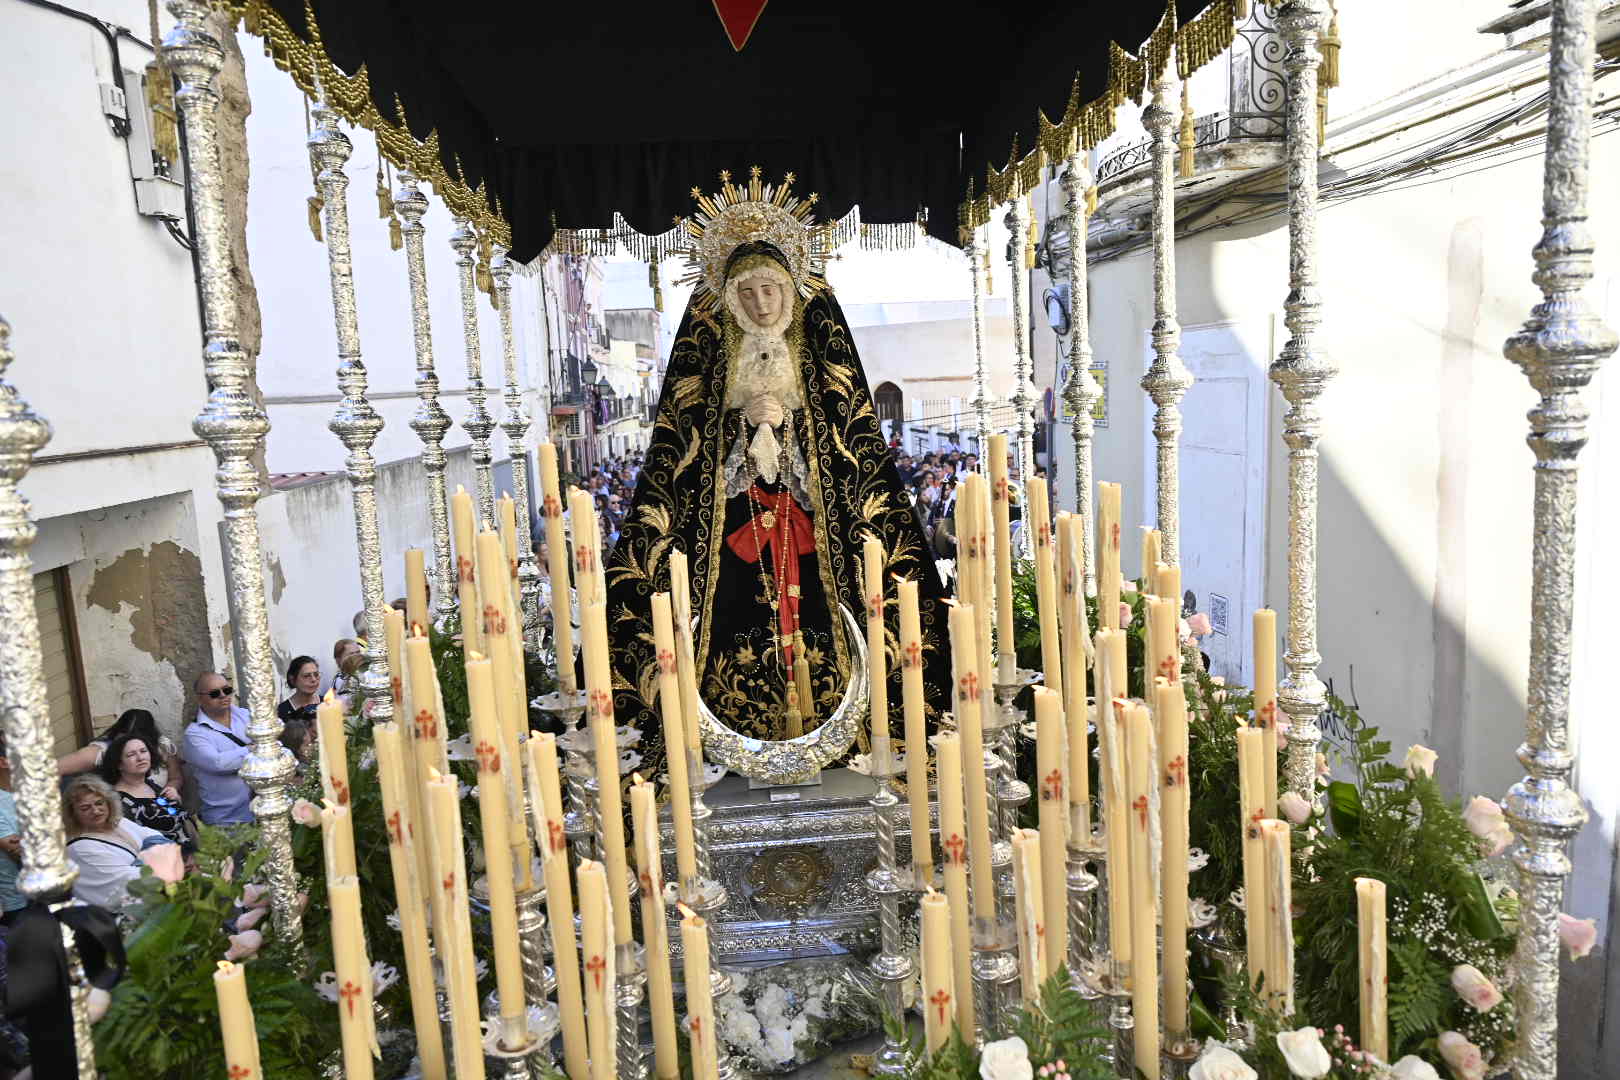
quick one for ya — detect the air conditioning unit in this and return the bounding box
[557,412,585,440]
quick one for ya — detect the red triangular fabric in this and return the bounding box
[712,0,768,51]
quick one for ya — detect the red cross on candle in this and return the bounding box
[1110,522,1120,550]
[443,872,456,895]
[590,689,613,720]
[930,988,952,1026]
[229,1066,252,1080]
[903,641,922,669]
[339,979,362,1017]
[387,810,403,846]
[391,675,402,701]
[1133,794,1149,831]
[331,777,350,806]
[547,819,566,853]
[1038,522,1050,548]
[994,476,1008,502]
[544,494,561,518]
[482,604,505,637]
[1257,700,1277,730]
[586,953,607,991]
[690,1016,704,1047]
[658,648,677,674]
[416,709,437,739]
[1158,655,1178,679]
[1036,921,1046,940]
[944,833,967,866]
[1247,807,1265,840]
[957,671,979,703]
[458,556,475,584]
[475,740,501,773]
[575,545,594,575]
[867,593,882,619]
[1165,755,1186,789]
[1041,768,1064,802]
[639,869,655,895]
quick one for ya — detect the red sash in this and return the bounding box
[725,484,814,662]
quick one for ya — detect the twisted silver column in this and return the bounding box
[310,98,392,729]
[1271,2,1336,800]
[1501,0,1616,1075]
[1141,73,1194,567]
[965,228,992,461]
[0,318,95,1078]
[866,771,914,1076]
[164,0,301,948]
[1059,155,1101,593]
[491,248,544,653]
[1005,199,1036,507]
[452,219,497,525]
[395,169,457,629]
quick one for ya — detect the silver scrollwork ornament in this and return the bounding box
[395,169,459,629]
[452,219,498,526]
[164,0,302,949]
[1500,0,1616,1076]
[1060,154,1102,594]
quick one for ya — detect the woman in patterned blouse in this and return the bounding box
[97,732,193,853]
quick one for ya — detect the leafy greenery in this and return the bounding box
[893,972,1111,1079]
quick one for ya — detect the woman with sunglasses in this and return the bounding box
[98,732,195,854]
[181,671,254,826]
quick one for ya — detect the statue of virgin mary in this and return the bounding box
[603,170,951,778]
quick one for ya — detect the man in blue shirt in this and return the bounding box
[182,671,255,825]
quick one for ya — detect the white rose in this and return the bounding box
[1279,791,1313,825]
[1390,1056,1441,1080]
[1404,744,1438,778]
[87,986,112,1024]
[1436,1032,1486,1080]
[1189,1041,1257,1080]
[1461,797,1505,841]
[1449,963,1502,1012]
[1275,1026,1332,1079]
[979,1035,1034,1080]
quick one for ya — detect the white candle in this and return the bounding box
[1356,877,1388,1063]
[538,443,577,694]
[989,434,1016,682]
[577,860,617,1080]
[897,578,932,882]
[1011,826,1045,1002]
[1029,475,1062,700]
[1125,703,1159,1079]
[680,907,719,1080]
[863,537,890,772]
[919,889,954,1056]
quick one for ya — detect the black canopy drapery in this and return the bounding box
[259,0,1226,260]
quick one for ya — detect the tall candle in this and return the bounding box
[499,492,519,594]
[1261,819,1295,1015]
[475,530,531,882]
[384,607,406,715]
[1253,608,1279,818]
[934,733,977,1040]
[1033,686,1068,975]
[1096,483,1121,630]
[581,600,634,943]
[1058,515,1092,844]
[1147,595,1180,688]
[1236,725,1270,990]
[405,630,447,949]
[1155,562,1181,611]
[1140,528,1161,594]
[1125,703,1160,1078]
[630,779,680,1079]
[538,442,577,695]
[464,655,528,1046]
[988,433,1016,682]
[1356,877,1388,1062]
[651,593,698,891]
[680,907,719,1080]
[1157,681,1191,1039]
[1030,475,1063,701]
[863,537,890,771]
[577,860,617,1080]
[1095,633,1131,972]
[668,548,701,755]
[896,578,932,881]
[373,723,447,1079]
[329,877,378,1080]
[405,547,429,633]
[919,889,954,1056]
[320,802,357,881]
[949,604,994,924]
[451,485,484,655]
[1011,827,1046,1002]
[971,476,995,738]
[214,961,263,1080]
[315,689,351,811]
[569,487,602,608]
[527,734,589,1079]
[426,769,485,1080]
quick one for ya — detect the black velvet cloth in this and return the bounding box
[602,262,952,780]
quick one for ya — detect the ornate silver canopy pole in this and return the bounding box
[1271,2,1336,800]
[310,96,394,729]
[1501,0,1616,1075]
[1060,153,1102,595]
[965,227,992,462]
[452,219,498,526]
[164,0,301,947]
[0,318,96,1076]
[1141,70,1194,567]
[1005,196,1037,506]
[491,247,545,652]
[395,169,458,629]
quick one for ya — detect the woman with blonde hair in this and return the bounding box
[63,774,183,909]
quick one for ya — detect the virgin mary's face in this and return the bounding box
[735,276,783,326]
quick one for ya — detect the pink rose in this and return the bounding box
[1436,1031,1485,1080]
[1449,964,1502,1013]
[1278,791,1312,825]
[295,890,310,916]
[1315,753,1330,779]
[1462,796,1512,856]
[219,856,235,883]
[235,906,267,931]
[242,883,271,908]
[1119,602,1133,628]
[1276,724,1288,749]
[291,798,320,827]
[1558,913,1597,960]
[224,929,263,962]
[1186,613,1212,638]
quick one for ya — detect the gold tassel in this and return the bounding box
[653,276,664,313]
[388,214,403,251]
[307,195,324,242]
[1085,185,1099,217]
[376,157,393,219]
[1179,80,1197,178]
[983,244,994,294]
[1320,4,1341,90]
[144,62,180,167]
[649,259,663,312]
[1235,0,1249,20]
[1024,197,1039,270]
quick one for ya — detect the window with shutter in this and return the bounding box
[35,569,91,759]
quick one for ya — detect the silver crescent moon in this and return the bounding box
[693,604,869,786]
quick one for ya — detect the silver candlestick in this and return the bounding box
[551,709,598,865]
[616,942,651,1080]
[866,766,916,1077]
[514,885,559,1078]
[988,671,1038,846]
[1194,909,1250,1050]
[970,899,1019,1042]
[1065,840,1103,1001]
[681,752,743,1080]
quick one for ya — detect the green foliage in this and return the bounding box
[1012,561,1042,673]
[1185,667,1250,912]
[894,973,1109,1080]
[1387,937,1452,1051]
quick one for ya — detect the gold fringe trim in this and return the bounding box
[1177,0,1237,80]
[1178,79,1196,178]
[1025,195,1039,269]
[218,0,511,250]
